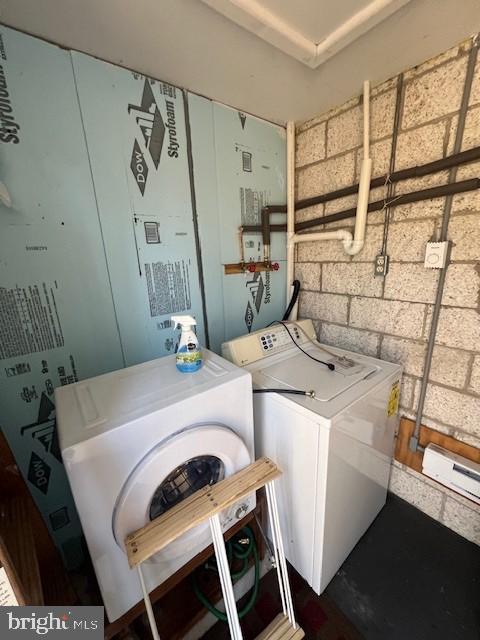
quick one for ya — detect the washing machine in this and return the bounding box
[55,349,255,621]
[222,319,402,594]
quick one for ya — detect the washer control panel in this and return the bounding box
[222,319,317,366]
[259,325,301,352]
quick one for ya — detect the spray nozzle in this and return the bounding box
[171,315,197,330]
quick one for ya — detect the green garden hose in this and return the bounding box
[192,525,260,621]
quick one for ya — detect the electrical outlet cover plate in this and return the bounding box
[374,254,389,277]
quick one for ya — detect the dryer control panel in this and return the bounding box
[222,319,316,366]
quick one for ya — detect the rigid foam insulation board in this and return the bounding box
[188,94,286,352]
[70,53,208,365]
[0,28,286,568]
[0,27,125,567]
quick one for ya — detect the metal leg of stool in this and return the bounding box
[266,481,297,628]
[137,565,161,640]
[209,513,243,640]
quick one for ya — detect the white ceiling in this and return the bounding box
[0,0,479,124]
[201,0,411,67]
[260,0,376,43]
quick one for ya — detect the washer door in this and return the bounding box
[113,424,251,561]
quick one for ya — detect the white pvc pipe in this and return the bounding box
[343,80,372,255]
[292,229,353,246]
[286,121,297,319]
[284,82,371,315]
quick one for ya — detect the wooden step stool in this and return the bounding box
[125,457,304,640]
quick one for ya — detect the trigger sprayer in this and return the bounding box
[171,315,202,373]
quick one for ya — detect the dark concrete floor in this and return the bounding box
[326,493,480,640]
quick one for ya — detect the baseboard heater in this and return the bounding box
[422,443,480,505]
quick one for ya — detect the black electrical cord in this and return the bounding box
[253,388,314,397]
[273,320,335,371]
[282,279,301,321]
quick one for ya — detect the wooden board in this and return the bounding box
[255,614,305,640]
[0,497,43,605]
[395,416,480,474]
[0,431,74,607]
[126,457,280,567]
[104,498,266,639]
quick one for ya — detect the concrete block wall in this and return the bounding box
[295,38,480,545]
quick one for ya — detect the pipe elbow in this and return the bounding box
[343,238,365,255]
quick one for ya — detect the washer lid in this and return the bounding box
[112,424,251,560]
[258,353,377,402]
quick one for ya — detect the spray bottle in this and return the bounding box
[171,315,202,373]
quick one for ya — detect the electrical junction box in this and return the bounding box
[422,443,480,504]
[424,241,449,268]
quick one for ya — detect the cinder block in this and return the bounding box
[422,383,480,436]
[384,263,439,303]
[296,122,326,168]
[468,355,480,395]
[448,109,480,155]
[451,163,480,213]
[323,192,356,228]
[371,77,400,97]
[395,121,447,171]
[322,262,382,297]
[387,220,436,262]
[442,496,480,545]
[399,374,416,410]
[350,297,426,338]
[325,194,357,215]
[415,414,452,435]
[393,199,444,222]
[297,152,355,200]
[403,44,461,81]
[351,224,384,263]
[297,95,360,134]
[434,307,480,351]
[296,237,350,263]
[364,186,390,225]
[443,263,480,308]
[469,48,480,106]
[380,336,426,376]
[389,465,443,519]
[298,291,349,324]
[327,105,363,157]
[371,90,396,139]
[449,214,480,260]
[453,429,480,448]
[430,344,470,388]
[296,202,324,224]
[394,170,448,196]
[312,319,321,338]
[327,90,395,157]
[294,262,321,291]
[319,322,379,356]
[460,106,480,151]
[356,138,392,180]
[402,57,467,129]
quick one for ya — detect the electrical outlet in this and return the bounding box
[374,254,389,277]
